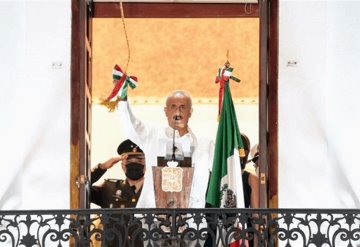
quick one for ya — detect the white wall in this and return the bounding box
[325,1,360,208]
[1,0,360,211]
[279,1,360,208]
[0,0,71,210]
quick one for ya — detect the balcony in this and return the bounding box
[1,208,359,246]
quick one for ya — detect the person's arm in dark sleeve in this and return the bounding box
[90,164,107,207]
[91,164,107,185]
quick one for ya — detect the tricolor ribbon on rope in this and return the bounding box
[106,64,138,101]
[101,64,138,112]
[215,66,241,85]
[215,65,240,118]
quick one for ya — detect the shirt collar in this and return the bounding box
[165,126,197,148]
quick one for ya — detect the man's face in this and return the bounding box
[122,154,146,180]
[164,94,192,130]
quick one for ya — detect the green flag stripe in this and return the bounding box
[205,82,244,207]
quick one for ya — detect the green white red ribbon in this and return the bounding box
[215,65,240,117]
[105,64,138,101]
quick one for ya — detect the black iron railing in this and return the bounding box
[1,208,359,247]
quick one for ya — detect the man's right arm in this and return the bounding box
[118,100,149,148]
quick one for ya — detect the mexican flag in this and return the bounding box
[206,81,245,209]
[206,81,246,246]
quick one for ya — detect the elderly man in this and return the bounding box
[118,90,214,209]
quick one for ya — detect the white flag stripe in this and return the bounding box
[220,150,245,208]
[228,150,245,208]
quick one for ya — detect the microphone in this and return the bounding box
[171,116,179,161]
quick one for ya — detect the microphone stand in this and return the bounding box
[170,115,180,164]
[172,118,176,162]
[165,115,181,207]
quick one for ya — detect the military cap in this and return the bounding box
[117,139,144,155]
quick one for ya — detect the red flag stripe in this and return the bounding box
[106,75,126,101]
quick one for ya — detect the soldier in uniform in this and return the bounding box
[90,139,145,247]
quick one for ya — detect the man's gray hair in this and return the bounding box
[166,90,192,107]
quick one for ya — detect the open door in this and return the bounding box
[70,0,278,209]
[70,0,93,209]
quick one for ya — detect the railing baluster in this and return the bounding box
[0,208,359,247]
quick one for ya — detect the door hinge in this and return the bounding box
[260,172,266,185]
[75,175,89,188]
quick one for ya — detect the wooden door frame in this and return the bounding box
[70,0,278,209]
[259,0,278,208]
[268,0,279,209]
[70,0,92,209]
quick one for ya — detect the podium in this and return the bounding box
[152,158,194,208]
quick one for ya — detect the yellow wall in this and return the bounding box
[92,18,259,104]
